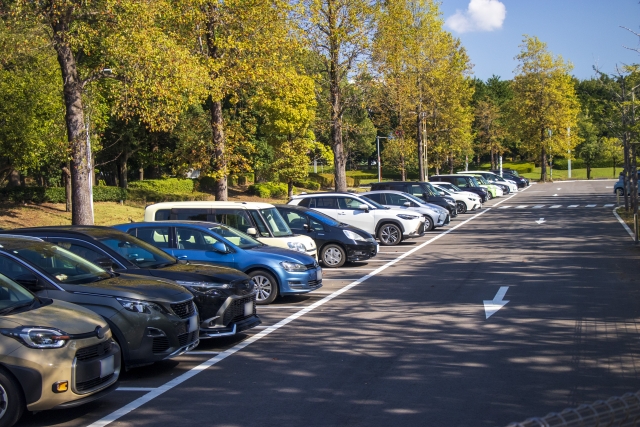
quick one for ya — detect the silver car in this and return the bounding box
[362,190,450,232]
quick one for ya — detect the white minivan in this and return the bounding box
[144,201,318,260]
[287,193,425,246]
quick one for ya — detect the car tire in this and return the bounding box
[378,223,402,246]
[486,191,493,200]
[0,369,24,427]
[250,270,279,305]
[321,244,346,268]
[456,201,467,214]
[423,216,434,232]
[616,188,624,196]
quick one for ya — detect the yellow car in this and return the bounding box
[0,273,120,427]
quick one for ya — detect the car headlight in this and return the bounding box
[343,230,367,242]
[1,327,69,349]
[397,214,418,220]
[287,242,307,253]
[280,261,307,272]
[116,297,166,314]
[176,280,230,294]
[447,200,456,206]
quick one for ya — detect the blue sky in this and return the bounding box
[439,0,640,81]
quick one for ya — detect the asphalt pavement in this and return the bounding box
[17,179,640,427]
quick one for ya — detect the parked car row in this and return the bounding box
[0,172,530,426]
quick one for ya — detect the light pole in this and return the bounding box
[376,136,389,182]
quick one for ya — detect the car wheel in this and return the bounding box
[0,369,24,427]
[378,223,402,246]
[321,244,346,268]
[456,201,467,214]
[616,188,624,196]
[250,270,279,305]
[486,191,493,200]
[423,216,434,232]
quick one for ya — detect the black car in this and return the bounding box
[429,175,489,203]
[275,204,378,268]
[490,170,529,188]
[0,235,198,369]
[369,181,458,217]
[1,227,261,339]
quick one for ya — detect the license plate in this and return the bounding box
[188,315,199,332]
[100,355,115,378]
[316,267,322,281]
[244,301,253,316]
[375,243,379,254]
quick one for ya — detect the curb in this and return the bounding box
[613,207,635,241]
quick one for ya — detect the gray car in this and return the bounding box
[362,190,450,231]
[0,236,199,369]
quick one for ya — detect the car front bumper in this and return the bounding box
[345,241,378,262]
[279,266,323,295]
[199,292,261,338]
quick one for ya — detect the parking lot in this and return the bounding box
[16,179,640,427]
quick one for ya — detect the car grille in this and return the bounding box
[76,373,115,392]
[152,337,170,353]
[76,341,113,361]
[304,262,318,270]
[222,295,256,325]
[171,300,196,319]
[308,279,322,287]
[178,331,198,347]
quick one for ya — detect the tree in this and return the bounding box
[300,0,377,191]
[381,135,417,180]
[474,100,505,170]
[575,116,601,179]
[9,0,207,224]
[510,36,580,182]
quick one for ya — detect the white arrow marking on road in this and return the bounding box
[536,218,546,224]
[553,194,558,196]
[484,286,510,319]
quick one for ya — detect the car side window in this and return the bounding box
[297,198,311,208]
[176,228,220,250]
[365,193,384,204]
[0,255,33,281]
[389,184,404,192]
[170,208,209,221]
[315,197,338,209]
[209,209,253,233]
[248,211,271,237]
[154,209,170,220]
[135,227,171,249]
[386,193,410,206]
[455,177,468,187]
[282,210,308,232]
[50,240,108,264]
[338,197,364,210]
[310,218,324,231]
[408,185,424,197]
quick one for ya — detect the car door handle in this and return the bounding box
[337,212,345,215]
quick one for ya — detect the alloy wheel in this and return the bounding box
[0,383,8,421]
[252,275,273,302]
[380,225,400,245]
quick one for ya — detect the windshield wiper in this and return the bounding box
[0,300,35,316]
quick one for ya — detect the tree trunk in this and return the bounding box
[210,99,227,200]
[417,113,424,181]
[586,164,591,180]
[631,144,638,220]
[288,181,293,199]
[329,27,346,192]
[54,27,93,225]
[490,147,495,170]
[623,134,630,211]
[7,169,21,188]
[449,154,454,174]
[118,151,129,189]
[63,165,71,213]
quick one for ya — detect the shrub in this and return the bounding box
[247,182,289,198]
[0,186,127,203]
[309,173,358,188]
[127,189,210,202]
[197,176,217,193]
[293,179,321,191]
[128,178,195,193]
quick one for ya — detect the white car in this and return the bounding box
[288,193,425,246]
[463,171,518,194]
[143,201,318,260]
[431,183,482,214]
[361,190,449,231]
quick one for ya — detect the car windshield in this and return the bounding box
[259,208,293,237]
[11,243,111,285]
[99,235,176,268]
[0,273,35,312]
[422,182,438,196]
[448,183,463,192]
[475,176,489,185]
[209,225,263,249]
[404,193,427,206]
[359,196,386,209]
[306,210,341,227]
[435,187,451,196]
[469,177,481,187]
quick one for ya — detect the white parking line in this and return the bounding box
[516,205,528,209]
[498,206,511,209]
[604,204,615,207]
[585,204,596,207]
[532,205,545,208]
[86,208,494,427]
[568,205,579,208]
[550,205,561,208]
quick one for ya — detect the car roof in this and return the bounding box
[290,192,359,198]
[371,181,427,185]
[0,226,124,239]
[145,201,276,209]
[362,190,411,195]
[118,220,227,229]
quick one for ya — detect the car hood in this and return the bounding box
[336,223,375,240]
[62,273,191,302]
[0,300,108,334]
[149,262,250,282]
[247,245,317,264]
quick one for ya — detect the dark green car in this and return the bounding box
[0,236,199,369]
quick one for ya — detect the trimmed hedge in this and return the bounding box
[128,178,195,193]
[247,182,289,198]
[552,158,622,170]
[293,179,321,191]
[309,173,359,188]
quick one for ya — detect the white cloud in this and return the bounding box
[445,0,506,33]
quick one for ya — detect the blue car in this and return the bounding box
[113,221,322,305]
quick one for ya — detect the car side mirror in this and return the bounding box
[246,227,257,236]
[15,274,45,292]
[358,204,369,212]
[95,258,115,270]
[303,223,311,232]
[211,242,229,254]
[403,202,411,207]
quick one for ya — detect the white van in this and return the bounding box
[144,201,318,260]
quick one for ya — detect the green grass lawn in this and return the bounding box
[521,167,619,181]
